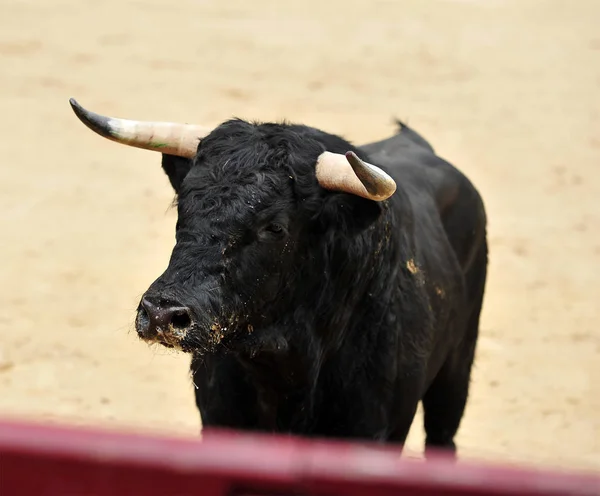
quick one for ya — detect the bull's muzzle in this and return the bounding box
[135,295,192,348]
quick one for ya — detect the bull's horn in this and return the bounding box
[315,151,397,201]
[69,98,212,159]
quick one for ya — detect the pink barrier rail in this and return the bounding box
[0,418,598,495]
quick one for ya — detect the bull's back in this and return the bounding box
[359,125,487,276]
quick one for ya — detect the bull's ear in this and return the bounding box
[321,194,383,235]
[161,153,193,194]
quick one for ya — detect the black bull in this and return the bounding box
[70,100,488,457]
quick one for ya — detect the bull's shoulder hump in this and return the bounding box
[359,121,434,155]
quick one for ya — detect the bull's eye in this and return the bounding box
[259,222,287,242]
[267,223,283,234]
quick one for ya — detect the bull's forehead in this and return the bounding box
[176,123,311,225]
[183,168,287,205]
[176,163,293,231]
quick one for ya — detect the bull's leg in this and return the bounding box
[422,247,487,459]
[421,341,476,458]
[387,374,425,449]
[315,362,424,446]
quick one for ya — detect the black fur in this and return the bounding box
[140,118,488,456]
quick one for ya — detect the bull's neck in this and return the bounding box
[233,323,322,432]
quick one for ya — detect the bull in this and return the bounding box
[69,97,488,457]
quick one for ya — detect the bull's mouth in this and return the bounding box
[138,320,250,355]
[140,324,189,350]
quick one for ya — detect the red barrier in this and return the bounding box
[0,418,598,495]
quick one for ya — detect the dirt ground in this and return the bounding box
[1,0,598,472]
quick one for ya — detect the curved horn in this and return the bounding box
[315,151,397,201]
[69,98,212,158]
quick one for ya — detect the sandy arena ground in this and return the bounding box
[1,0,599,472]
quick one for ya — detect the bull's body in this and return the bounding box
[69,97,487,456]
[183,122,488,452]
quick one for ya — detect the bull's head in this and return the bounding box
[70,98,396,356]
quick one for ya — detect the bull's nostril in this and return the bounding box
[136,307,150,335]
[171,309,191,330]
[138,296,191,341]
